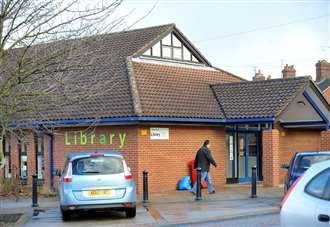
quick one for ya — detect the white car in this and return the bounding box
[280,160,330,226]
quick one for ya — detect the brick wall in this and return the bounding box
[137,125,226,193]
[320,130,330,150]
[322,88,330,104]
[52,126,139,188]
[262,129,280,187]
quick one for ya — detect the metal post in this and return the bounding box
[143,170,149,203]
[195,167,202,200]
[32,173,39,207]
[251,166,257,198]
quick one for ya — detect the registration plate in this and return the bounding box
[85,189,113,197]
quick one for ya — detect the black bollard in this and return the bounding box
[143,170,149,203]
[32,173,39,207]
[251,166,257,198]
[195,167,202,200]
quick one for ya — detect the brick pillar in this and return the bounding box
[320,130,330,150]
[262,129,280,187]
[10,134,19,180]
[27,131,36,185]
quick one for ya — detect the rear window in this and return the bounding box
[305,168,330,200]
[72,156,124,175]
[294,154,330,173]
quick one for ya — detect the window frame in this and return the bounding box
[18,139,28,184]
[34,133,45,184]
[304,167,330,201]
[3,136,11,179]
[142,32,201,64]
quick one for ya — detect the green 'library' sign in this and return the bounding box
[64,131,127,148]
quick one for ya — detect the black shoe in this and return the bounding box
[209,191,216,194]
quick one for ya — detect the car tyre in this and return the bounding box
[61,208,72,221]
[125,206,136,218]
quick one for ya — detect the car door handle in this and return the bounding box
[318,214,330,222]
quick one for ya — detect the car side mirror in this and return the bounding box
[55,169,62,177]
[281,164,289,169]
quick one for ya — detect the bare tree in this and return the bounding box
[0,0,139,170]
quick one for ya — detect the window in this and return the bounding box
[4,136,11,178]
[72,156,123,175]
[35,133,45,182]
[141,32,201,63]
[305,168,330,200]
[19,139,28,183]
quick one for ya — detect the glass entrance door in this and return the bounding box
[237,132,259,182]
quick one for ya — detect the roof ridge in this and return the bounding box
[126,57,142,116]
[130,24,175,58]
[211,76,310,87]
[108,23,175,36]
[274,78,311,118]
[210,84,227,118]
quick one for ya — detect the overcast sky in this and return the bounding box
[116,0,329,80]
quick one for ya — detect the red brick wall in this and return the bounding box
[262,129,280,187]
[322,88,330,104]
[321,130,330,150]
[278,128,321,184]
[52,126,139,188]
[136,125,226,193]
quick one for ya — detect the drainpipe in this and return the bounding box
[48,134,54,192]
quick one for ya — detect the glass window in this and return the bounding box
[143,48,151,56]
[173,47,182,60]
[35,134,45,181]
[162,34,171,45]
[305,168,330,200]
[183,46,191,61]
[162,45,172,58]
[19,141,28,180]
[72,156,124,175]
[172,34,181,47]
[295,155,330,174]
[152,42,161,57]
[4,136,11,178]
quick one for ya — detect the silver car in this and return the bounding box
[58,150,136,221]
[280,160,330,226]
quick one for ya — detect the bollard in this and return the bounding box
[195,167,202,200]
[143,170,149,203]
[251,166,257,198]
[32,173,39,207]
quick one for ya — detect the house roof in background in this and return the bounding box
[317,78,330,91]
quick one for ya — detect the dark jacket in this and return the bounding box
[194,146,217,172]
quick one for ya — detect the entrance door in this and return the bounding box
[227,131,261,183]
[238,132,258,182]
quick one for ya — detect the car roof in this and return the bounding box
[67,150,123,160]
[295,151,330,157]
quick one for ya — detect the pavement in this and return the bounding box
[0,185,283,226]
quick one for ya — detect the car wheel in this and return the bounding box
[61,208,72,221]
[125,206,136,218]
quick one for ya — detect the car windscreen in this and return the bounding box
[72,156,124,175]
[294,154,330,174]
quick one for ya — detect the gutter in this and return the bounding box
[11,116,275,128]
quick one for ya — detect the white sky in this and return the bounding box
[114,0,329,80]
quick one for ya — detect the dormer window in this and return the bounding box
[142,32,201,63]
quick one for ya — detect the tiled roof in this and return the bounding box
[211,77,310,119]
[132,61,242,119]
[18,24,175,121]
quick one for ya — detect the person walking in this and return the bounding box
[191,140,217,195]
